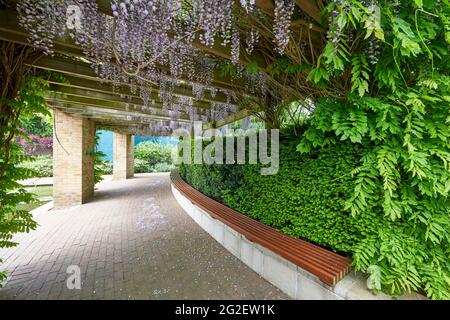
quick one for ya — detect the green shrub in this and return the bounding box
[153,162,175,173]
[134,141,175,173]
[19,156,53,178]
[179,135,450,299]
[97,160,113,176]
[134,158,152,173]
[135,141,173,166]
[93,135,107,184]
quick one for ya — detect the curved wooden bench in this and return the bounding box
[171,170,352,286]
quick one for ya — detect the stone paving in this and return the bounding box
[0,173,288,300]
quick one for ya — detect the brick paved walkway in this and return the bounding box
[0,173,288,300]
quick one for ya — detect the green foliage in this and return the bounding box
[18,154,114,180]
[220,62,242,79]
[0,147,38,256]
[11,76,50,117]
[351,55,370,97]
[94,134,107,184]
[180,162,243,202]
[181,122,449,299]
[97,160,113,175]
[134,158,152,173]
[134,158,174,173]
[19,113,53,137]
[298,0,450,299]
[153,162,175,173]
[19,156,53,178]
[135,141,174,166]
[180,137,382,254]
[299,95,450,299]
[245,60,259,74]
[0,75,49,285]
[134,140,175,173]
[267,58,311,77]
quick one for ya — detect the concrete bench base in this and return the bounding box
[172,185,426,300]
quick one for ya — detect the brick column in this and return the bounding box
[53,109,96,208]
[113,132,134,180]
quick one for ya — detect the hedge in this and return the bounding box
[179,137,383,254]
[179,134,450,298]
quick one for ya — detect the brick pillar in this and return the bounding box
[113,132,134,180]
[53,109,96,208]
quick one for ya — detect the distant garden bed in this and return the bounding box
[19,141,176,178]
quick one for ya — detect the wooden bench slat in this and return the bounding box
[183,192,350,274]
[173,176,350,269]
[171,170,352,286]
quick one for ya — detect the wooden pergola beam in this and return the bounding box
[204,109,253,130]
[0,9,248,94]
[47,75,220,110]
[48,99,191,123]
[295,0,322,24]
[29,55,233,107]
[46,91,201,118]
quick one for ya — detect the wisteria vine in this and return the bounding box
[17,0,299,133]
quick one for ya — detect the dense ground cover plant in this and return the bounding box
[180,136,383,253]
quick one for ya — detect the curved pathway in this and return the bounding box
[0,173,287,300]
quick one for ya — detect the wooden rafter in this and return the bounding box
[0,9,248,94]
[47,98,191,123]
[255,0,324,33]
[294,0,322,24]
[47,85,211,116]
[204,108,253,130]
[0,2,327,131]
[47,76,217,110]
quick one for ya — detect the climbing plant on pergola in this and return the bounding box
[12,0,333,129]
[0,0,449,299]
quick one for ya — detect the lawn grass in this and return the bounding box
[25,185,53,198]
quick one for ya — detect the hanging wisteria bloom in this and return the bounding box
[231,28,241,65]
[15,0,308,131]
[209,87,217,98]
[192,83,206,101]
[246,28,260,55]
[240,0,255,14]
[273,0,295,55]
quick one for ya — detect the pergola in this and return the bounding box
[0,0,326,207]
